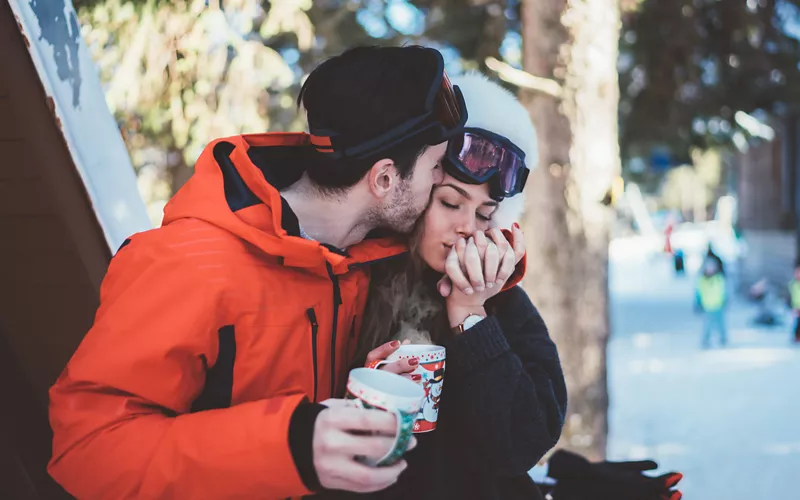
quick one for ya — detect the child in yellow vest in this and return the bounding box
[696,259,727,348]
[789,265,800,343]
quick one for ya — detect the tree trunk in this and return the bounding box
[168,148,193,196]
[519,0,621,460]
[475,1,508,73]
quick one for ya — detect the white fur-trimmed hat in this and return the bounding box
[451,73,537,228]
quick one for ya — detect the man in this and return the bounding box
[48,46,467,499]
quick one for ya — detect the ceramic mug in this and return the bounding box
[345,367,424,466]
[372,344,446,433]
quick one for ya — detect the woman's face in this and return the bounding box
[417,174,497,273]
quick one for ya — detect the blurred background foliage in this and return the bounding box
[72,0,800,223]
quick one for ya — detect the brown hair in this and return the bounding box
[354,226,450,365]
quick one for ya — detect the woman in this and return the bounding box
[333,74,567,500]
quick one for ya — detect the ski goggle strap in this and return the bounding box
[444,127,530,200]
[433,71,463,130]
[309,52,466,160]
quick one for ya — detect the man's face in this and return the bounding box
[382,142,447,234]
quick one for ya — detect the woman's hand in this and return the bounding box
[440,225,526,328]
[364,340,418,380]
[439,224,525,300]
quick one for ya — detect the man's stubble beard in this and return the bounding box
[382,179,429,235]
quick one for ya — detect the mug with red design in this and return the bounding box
[372,344,446,433]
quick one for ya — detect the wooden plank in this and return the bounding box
[0,73,9,98]
[0,215,70,252]
[0,331,72,500]
[0,177,55,216]
[0,250,82,287]
[0,0,27,101]
[0,140,38,180]
[0,262,99,389]
[0,99,23,140]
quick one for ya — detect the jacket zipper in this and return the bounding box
[306,308,319,402]
[326,263,342,398]
[341,315,357,374]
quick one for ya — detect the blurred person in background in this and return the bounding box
[695,258,728,349]
[787,262,800,343]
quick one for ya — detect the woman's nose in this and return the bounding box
[455,215,476,238]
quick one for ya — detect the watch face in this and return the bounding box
[463,314,484,330]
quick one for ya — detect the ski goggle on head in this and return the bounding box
[309,49,467,160]
[444,127,530,201]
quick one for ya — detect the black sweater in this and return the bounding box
[319,285,567,500]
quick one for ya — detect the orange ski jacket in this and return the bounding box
[48,133,408,499]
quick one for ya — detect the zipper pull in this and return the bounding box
[306,308,318,328]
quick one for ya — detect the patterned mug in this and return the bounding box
[372,344,446,433]
[345,367,424,466]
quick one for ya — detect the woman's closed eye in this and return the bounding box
[440,200,459,210]
[440,199,493,222]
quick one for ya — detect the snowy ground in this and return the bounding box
[607,245,800,499]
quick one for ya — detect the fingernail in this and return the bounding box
[666,474,683,487]
[464,288,473,295]
[486,282,494,289]
[409,358,419,366]
[513,222,520,229]
[475,285,485,292]
[391,340,400,348]
[412,374,422,381]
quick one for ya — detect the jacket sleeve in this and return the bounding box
[443,285,567,477]
[48,239,311,499]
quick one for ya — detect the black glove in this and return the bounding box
[548,450,683,500]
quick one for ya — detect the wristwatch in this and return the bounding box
[452,314,485,334]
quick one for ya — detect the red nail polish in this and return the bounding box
[409,358,419,366]
[512,222,520,229]
[412,374,422,381]
[666,473,683,487]
[391,340,400,348]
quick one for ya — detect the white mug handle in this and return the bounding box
[365,358,392,370]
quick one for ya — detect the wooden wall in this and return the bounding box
[0,2,112,497]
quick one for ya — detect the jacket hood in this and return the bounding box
[452,73,537,229]
[161,133,405,274]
